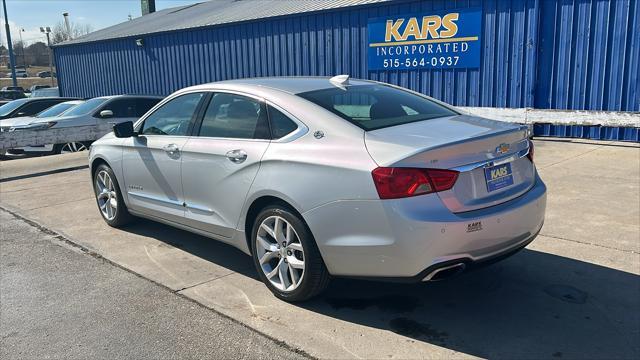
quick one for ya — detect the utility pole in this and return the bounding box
[40,27,53,86]
[19,27,25,68]
[2,0,17,87]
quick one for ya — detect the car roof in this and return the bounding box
[24,97,78,101]
[97,95,164,100]
[190,76,375,95]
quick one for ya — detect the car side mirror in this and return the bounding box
[99,109,114,118]
[113,121,136,138]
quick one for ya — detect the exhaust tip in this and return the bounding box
[423,262,466,281]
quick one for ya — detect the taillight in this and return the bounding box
[371,167,459,199]
[527,139,534,162]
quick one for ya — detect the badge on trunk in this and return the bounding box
[495,143,510,155]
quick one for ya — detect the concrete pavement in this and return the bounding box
[0,139,638,359]
[0,210,307,359]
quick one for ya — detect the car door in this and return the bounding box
[180,92,272,238]
[121,92,206,223]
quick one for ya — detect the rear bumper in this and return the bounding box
[303,173,546,279]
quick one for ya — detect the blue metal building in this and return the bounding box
[54,0,639,112]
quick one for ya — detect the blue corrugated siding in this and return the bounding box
[54,0,639,111]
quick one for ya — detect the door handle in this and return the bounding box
[163,143,180,157]
[226,149,247,164]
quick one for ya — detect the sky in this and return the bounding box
[1,0,201,46]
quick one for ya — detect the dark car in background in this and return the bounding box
[37,71,56,78]
[0,97,79,120]
[1,86,25,92]
[0,90,27,105]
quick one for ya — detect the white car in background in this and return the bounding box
[8,95,163,155]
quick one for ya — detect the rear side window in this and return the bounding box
[267,106,298,139]
[198,93,269,139]
[140,93,204,136]
[298,85,457,131]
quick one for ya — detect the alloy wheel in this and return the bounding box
[60,142,87,153]
[95,170,117,221]
[256,215,305,292]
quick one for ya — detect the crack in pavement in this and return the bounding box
[537,144,609,170]
[540,232,639,254]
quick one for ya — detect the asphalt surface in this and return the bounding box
[0,210,307,360]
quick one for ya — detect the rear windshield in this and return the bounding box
[298,85,457,131]
[0,98,29,117]
[62,97,108,116]
[36,102,80,118]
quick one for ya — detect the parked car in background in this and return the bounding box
[30,87,60,98]
[37,71,56,78]
[1,86,25,92]
[0,90,27,105]
[1,100,85,131]
[9,95,163,155]
[5,70,29,78]
[29,85,51,93]
[0,97,79,120]
[1,100,86,155]
[88,77,546,302]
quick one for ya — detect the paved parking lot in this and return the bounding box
[1,138,639,359]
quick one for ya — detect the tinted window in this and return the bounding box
[99,98,161,118]
[18,100,60,116]
[298,85,457,131]
[135,98,162,116]
[198,93,269,139]
[268,106,298,139]
[140,93,203,136]
[64,98,108,116]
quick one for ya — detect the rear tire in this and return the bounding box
[92,164,134,227]
[54,141,91,154]
[251,205,330,302]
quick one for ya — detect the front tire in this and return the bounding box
[93,164,133,227]
[251,205,330,302]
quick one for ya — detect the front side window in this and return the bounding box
[298,85,458,131]
[97,98,161,119]
[198,93,269,139]
[140,93,204,136]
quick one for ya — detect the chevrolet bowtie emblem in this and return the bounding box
[495,143,510,155]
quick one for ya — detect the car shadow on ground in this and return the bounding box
[123,218,639,359]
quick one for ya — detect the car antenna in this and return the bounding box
[329,74,350,90]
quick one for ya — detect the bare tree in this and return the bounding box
[50,21,94,44]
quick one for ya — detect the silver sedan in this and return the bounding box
[89,76,546,301]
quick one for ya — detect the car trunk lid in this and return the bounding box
[365,114,535,212]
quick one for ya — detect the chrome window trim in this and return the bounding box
[265,100,309,143]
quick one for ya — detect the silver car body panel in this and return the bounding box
[89,77,546,278]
